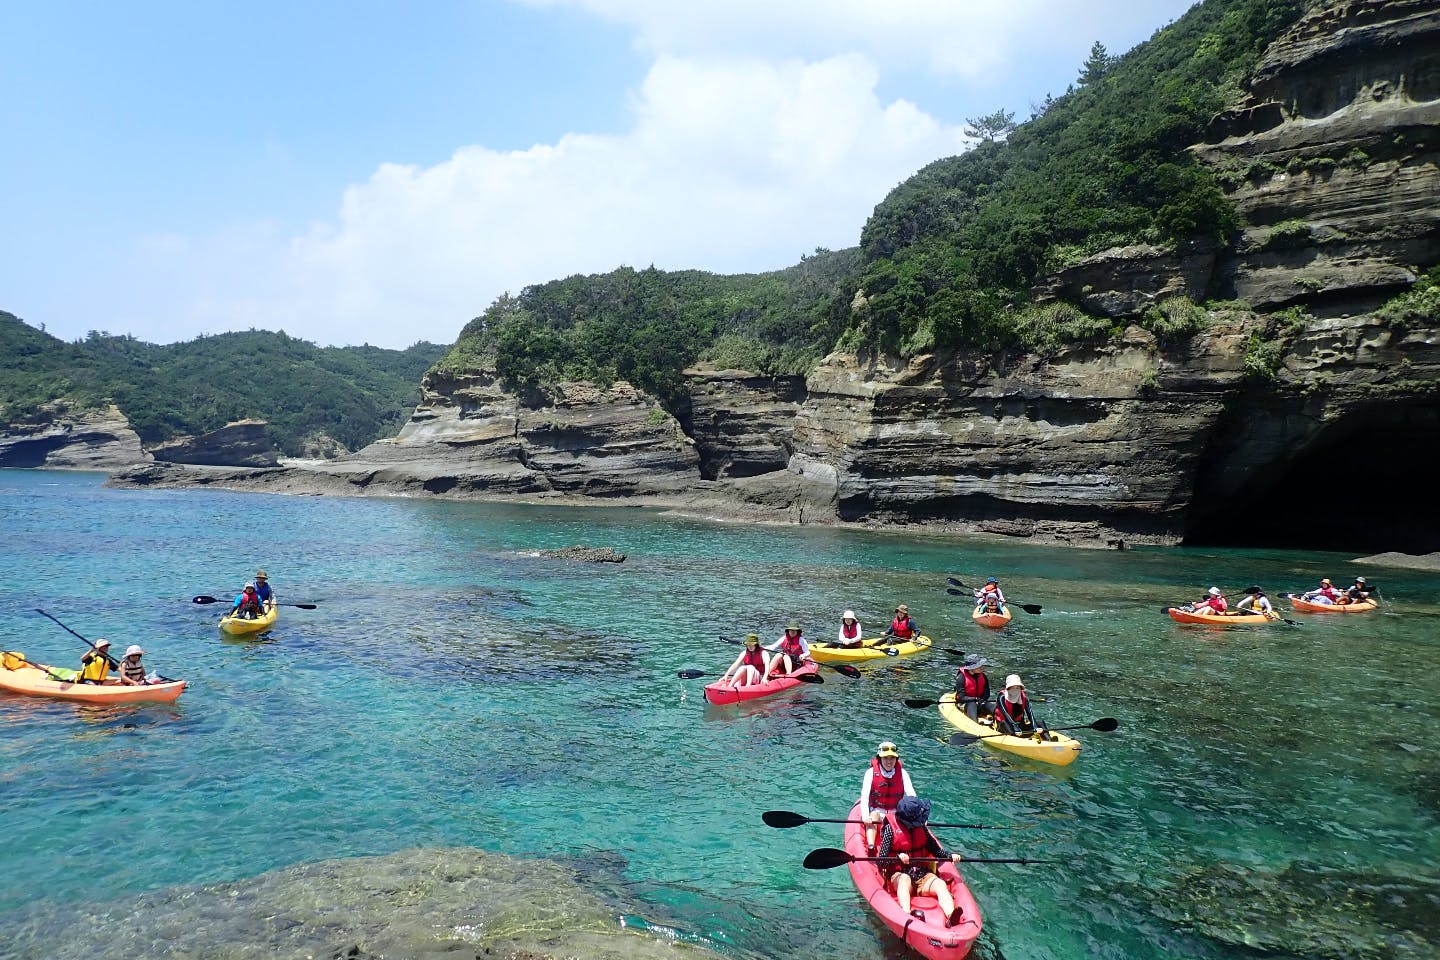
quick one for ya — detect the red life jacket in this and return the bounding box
[868,758,906,811]
[890,616,916,639]
[741,647,766,670]
[997,692,1030,725]
[884,811,931,858]
[841,621,860,640]
[980,583,999,596]
[961,669,989,699]
[779,634,805,660]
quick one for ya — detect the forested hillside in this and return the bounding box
[0,312,445,455]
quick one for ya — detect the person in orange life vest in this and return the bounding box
[860,740,916,851]
[884,604,919,641]
[1300,578,1340,605]
[973,577,1006,612]
[1183,586,1227,614]
[718,633,768,688]
[995,674,1047,738]
[836,610,865,648]
[877,796,966,927]
[953,653,993,721]
[761,622,811,681]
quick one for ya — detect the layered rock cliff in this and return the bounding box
[149,419,281,468]
[0,403,149,470]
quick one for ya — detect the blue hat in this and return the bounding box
[986,577,998,584]
[896,796,932,827]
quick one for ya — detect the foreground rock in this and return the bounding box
[0,402,149,469]
[148,418,281,467]
[537,545,627,563]
[6,847,723,960]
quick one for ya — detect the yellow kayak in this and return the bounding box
[809,635,931,663]
[938,692,1081,766]
[218,604,278,635]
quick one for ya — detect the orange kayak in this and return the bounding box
[1166,607,1277,625]
[0,656,186,704]
[1289,597,1377,613]
[971,607,1012,629]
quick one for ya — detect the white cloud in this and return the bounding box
[199,52,973,347]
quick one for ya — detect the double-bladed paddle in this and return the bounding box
[763,810,1006,831]
[717,636,861,678]
[803,847,1052,869]
[677,668,823,684]
[946,717,1118,745]
[34,608,179,683]
[945,578,1042,615]
[193,595,317,610]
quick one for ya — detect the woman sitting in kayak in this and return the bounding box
[860,740,916,852]
[117,645,154,686]
[878,796,966,927]
[836,610,865,648]
[1299,578,1340,605]
[77,638,113,684]
[1181,586,1227,615]
[717,634,768,688]
[995,674,1046,737]
[884,605,919,640]
[1234,586,1275,617]
[953,653,993,720]
[762,622,811,681]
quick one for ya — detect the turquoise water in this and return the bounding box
[1,469,1437,959]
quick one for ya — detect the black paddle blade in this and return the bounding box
[802,848,854,870]
[192,595,220,604]
[677,669,706,679]
[884,647,899,656]
[828,663,862,678]
[287,603,318,610]
[796,672,824,684]
[1092,717,1119,732]
[947,577,969,590]
[944,648,968,658]
[718,635,743,646]
[762,810,808,828]
[1020,604,1043,615]
[946,588,970,598]
[903,698,940,709]
[947,732,979,746]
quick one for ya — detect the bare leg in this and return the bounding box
[891,873,914,914]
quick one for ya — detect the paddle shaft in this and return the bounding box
[945,586,1041,614]
[194,595,316,610]
[770,814,1001,830]
[954,719,1115,742]
[34,609,177,683]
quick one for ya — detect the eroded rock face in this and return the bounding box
[683,366,806,479]
[149,419,281,467]
[0,403,149,469]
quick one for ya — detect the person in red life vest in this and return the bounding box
[859,740,916,851]
[1300,578,1341,605]
[884,604,919,641]
[973,577,1006,613]
[232,583,265,620]
[836,610,865,648]
[877,796,966,927]
[1182,586,1227,615]
[761,622,811,681]
[718,633,768,689]
[953,653,993,720]
[995,673,1049,738]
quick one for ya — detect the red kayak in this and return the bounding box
[703,660,819,705]
[843,802,982,960]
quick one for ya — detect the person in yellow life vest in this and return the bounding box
[77,638,113,684]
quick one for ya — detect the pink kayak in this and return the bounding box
[843,801,982,960]
[703,660,819,705]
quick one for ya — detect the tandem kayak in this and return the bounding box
[1166,607,1278,625]
[938,692,1080,766]
[810,635,932,663]
[218,604,278,635]
[0,655,186,704]
[971,608,1012,629]
[703,660,819,705]
[1289,597,1378,613]
[843,800,981,960]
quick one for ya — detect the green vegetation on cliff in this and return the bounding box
[0,312,445,455]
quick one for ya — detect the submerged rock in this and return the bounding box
[7,847,724,960]
[536,546,627,563]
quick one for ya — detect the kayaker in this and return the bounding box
[1182,587,1227,615]
[1299,578,1340,605]
[836,610,865,648]
[1344,576,1373,604]
[995,674,1045,737]
[977,595,1004,617]
[77,639,113,684]
[953,653,993,720]
[718,634,768,689]
[860,740,916,852]
[253,569,274,610]
[1234,586,1274,617]
[762,622,811,680]
[117,645,153,686]
[878,796,966,927]
[884,605,919,641]
[973,577,1006,611]
[231,583,264,619]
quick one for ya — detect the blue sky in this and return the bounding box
[2,0,1195,348]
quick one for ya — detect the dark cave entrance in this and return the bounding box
[1186,402,1440,554]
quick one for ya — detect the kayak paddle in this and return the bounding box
[944,581,1042,615]
[718,636,861,678]
[763,810,1006,830]
[4,651,78,682]
[34,609,179,683]
[193,595,317,610]
[677,668,822,684]
[803,847,1052,869]
[947,717,1118,745]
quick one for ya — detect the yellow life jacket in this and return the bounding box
[79,653,110,683]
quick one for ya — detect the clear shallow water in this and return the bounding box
[1,469,1437,959]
